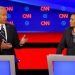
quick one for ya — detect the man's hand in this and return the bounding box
[20,35,28,46]
[1,39,12,49]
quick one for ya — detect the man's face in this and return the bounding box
[70,14,75,27]
[0,8,7,23]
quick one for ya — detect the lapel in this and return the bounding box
[5,23,11,42]
[69,27,73,45]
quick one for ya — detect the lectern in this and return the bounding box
[0,55,16,75]
[47,55,75,75]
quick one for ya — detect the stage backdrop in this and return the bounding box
[0,0,75,32]
[0,0,74,69]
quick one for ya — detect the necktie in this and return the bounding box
[0,25,6,41]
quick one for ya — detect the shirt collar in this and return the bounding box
[0,24,5,27]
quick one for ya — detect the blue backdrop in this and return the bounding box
[0,0,75,32]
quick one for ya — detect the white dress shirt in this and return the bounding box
[0,24,7,41]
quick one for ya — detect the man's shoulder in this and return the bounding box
[5,23,15,28]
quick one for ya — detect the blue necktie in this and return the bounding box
[0,25,6,41]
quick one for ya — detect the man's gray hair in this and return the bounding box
[0,6,6,9]
[0,6,6,13]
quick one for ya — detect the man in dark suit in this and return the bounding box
[0,6,27,55]
[57,13,75,55]
[0,6,27,75]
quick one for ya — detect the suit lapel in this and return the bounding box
[69,28,73,45]
[5,24,11,42]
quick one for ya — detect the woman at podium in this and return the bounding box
[57,13,75,55]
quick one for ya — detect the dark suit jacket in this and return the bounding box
[57,27,75,55]
[0,23,21,55]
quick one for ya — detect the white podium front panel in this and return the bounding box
[0,61,10,75]
[0,55,16,75]
[53,61,75,75]
[47,55,75,75]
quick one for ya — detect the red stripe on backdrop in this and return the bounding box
[15,33,66,69]
[15,48,66,69]
[18,33,63,43]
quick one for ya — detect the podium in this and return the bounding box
[47,54,75,75]
[0,55,16,75]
